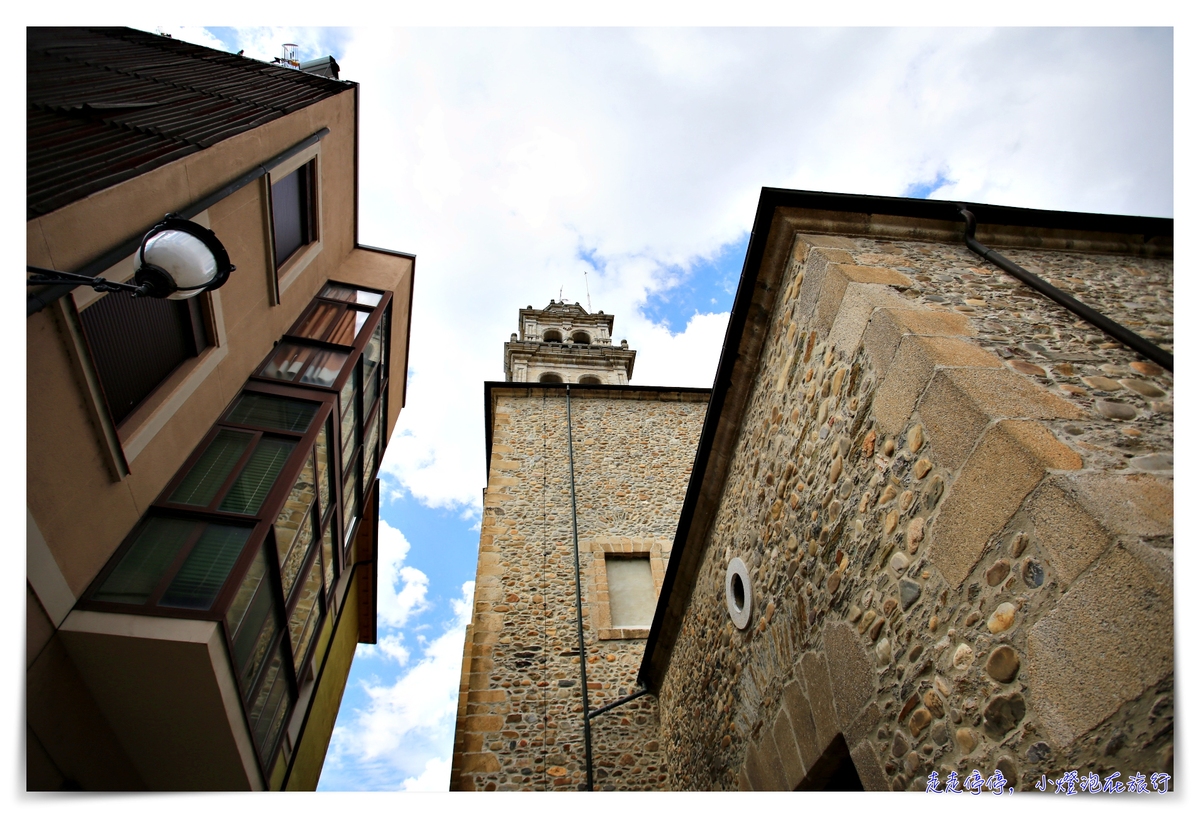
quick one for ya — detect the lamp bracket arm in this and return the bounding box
[27,266,148,296]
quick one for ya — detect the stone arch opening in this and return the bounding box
[543,329,563,342]
[578,375,601,385]
[538,372,563,383]
[571,331,591,344]
[795,734,864,791]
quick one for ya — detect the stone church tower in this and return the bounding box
[450,302,709,790]
[503,300,636,384]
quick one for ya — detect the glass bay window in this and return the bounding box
[78,281,392,780]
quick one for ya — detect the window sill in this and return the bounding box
[277,238,322,297]
[599,627,649,641]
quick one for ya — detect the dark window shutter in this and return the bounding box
[79,293,205,425]
[272,163,312,268]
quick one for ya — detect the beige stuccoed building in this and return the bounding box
[27,28,414,790]
[453,190,1173,792]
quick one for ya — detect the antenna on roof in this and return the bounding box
[583,270,592,312]
[559,286,563,302]
[275,43,299,69]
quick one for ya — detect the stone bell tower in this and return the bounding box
[504,300,637,384]
[449,299,710,791]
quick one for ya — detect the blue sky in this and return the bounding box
[130,24,1174,793]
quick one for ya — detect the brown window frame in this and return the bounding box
[270,160,318,270]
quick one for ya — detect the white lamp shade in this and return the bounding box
[142,229,218,299]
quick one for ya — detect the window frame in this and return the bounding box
[251,283,392,554]
[78,384,337,623]
[586,537,670,640]
[61,211,229,475]
[266,143,323,301]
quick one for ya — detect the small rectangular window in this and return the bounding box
[272,161,315,268]
[606,556,656,628]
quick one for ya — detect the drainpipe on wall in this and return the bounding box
[957,205,1173,372]
[564,385,595,791]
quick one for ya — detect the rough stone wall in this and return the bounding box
[657,233,1172,792]
[452,389,708,790]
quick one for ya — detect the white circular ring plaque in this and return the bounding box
[725,557,753,630]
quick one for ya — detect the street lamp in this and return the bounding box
[27,214,235,300]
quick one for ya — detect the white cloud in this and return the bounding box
[628,310,730,389]
[414,108,465,212]
[350,27,1170,518]
[402,756,452,792]
[376,519,430,629]
[320,581,475,790]
[376,633,412,666]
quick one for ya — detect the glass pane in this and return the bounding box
[289,557,324,673]
[159,524,251,609]
[327,308,359,346]
[299,348,347,387]
[363,322,382,411]
[260,342,348,388]
[342,454,359,546]
[319,283,382,307]
[340,367,359,473]
[280,512,315,602]
[316,420,331,521]
[225,392,317,433]
[249,642,293,760]
[226,546,268,641]
[293,301,345,342]
[381,305,390,376]
[274,452,316,582]
[234,584,279,694]
[364,403,380,484]
[320,524,335,589]
[169,429,253,507]
[219,438,296,515]
[92,517,196,604]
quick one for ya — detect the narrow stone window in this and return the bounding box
[605,556,656,628]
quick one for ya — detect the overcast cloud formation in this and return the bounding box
[147,26,1172,791]
[349,27,1172,512]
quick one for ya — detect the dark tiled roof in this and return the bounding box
[28,27,351,219]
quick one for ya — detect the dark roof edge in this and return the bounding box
[756,187,1172,241]
[482,380,712,475]
[28,127,332,316]
[637,186,1173,689]
[638,188,778,689]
